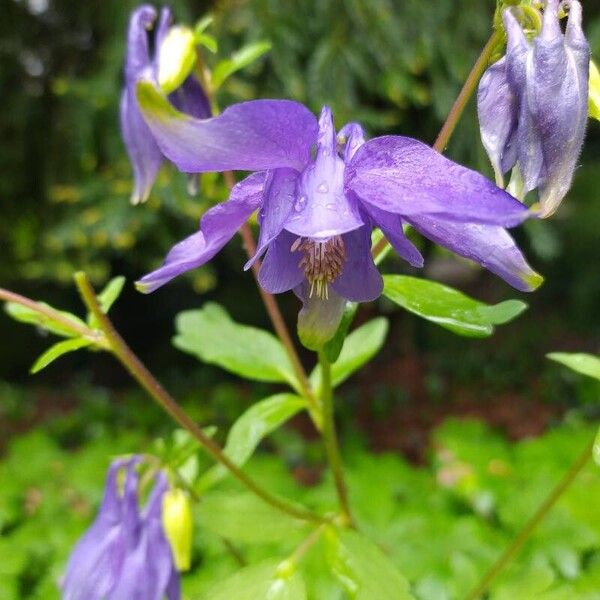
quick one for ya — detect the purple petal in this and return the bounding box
[142,471,168,521]
[245,168,298,269]
[286,107,364,238]
[124,5,156,78]
[296,283,347,350]
[503,9,545,193]
[529,0,589,216]
[406,215,543,292]
[169,75,211,120]
[338,122,366,162]
[258,230,304,294]
[331,226,383,302]
[154,7,173,71]
[346,135,530,227]
[120,86,164,204]
[361,203,424,268]
[137,172,265,292]
[477,56,518,183]
[136,81,318,172]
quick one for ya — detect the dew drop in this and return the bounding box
[317,181,329,194]
[294,196,307,212]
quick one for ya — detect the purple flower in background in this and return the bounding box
[477,0,590,216]
[133,82,541,344]
[61,458,180,600]
[120,5,210,204]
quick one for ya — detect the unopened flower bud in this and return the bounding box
[590,60,600,121]
[162,488,193,571]
[158,26,197,95]
[478,0,590,217]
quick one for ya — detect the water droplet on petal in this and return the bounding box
[317,182,329,194]
[326,203,336,211]
[294,196,307,212]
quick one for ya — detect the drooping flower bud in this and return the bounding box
[61,458,180,600]
[162,488,193,571]
[477,0,590,217]
[590,59,600,121]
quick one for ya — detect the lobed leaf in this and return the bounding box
[325,528,414,599]
[87,276,125,328]
[383,275,527,337]
[173,303,300,390]
[200,559,307,600]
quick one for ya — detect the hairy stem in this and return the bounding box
[74,272,326,524]
[318,351,353,526]
[465,435,595,600]
[372,29,502,261]
[223,170,322,424]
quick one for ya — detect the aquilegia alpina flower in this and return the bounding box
[61,458,180,600]
[133,82,541,344]
[121,5,210,204]
[477,0,590,217]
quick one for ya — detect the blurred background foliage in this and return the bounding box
[1,0,600,597]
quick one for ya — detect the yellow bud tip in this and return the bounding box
[524,271,544,291]
[162,488,193,572]
[134,281,151,294]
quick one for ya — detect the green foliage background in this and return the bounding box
[1,0,600,598]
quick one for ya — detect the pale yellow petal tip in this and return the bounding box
[136,79,184,123]
[524,270,544,291]
[134,280,150,294]
[589,59,600,121]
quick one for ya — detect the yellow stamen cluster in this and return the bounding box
[291,236,346,299]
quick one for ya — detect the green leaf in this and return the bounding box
[30,337,92,374]
[547,352,600,382]
[594,429,600,468]
[4,302,87,338]
[383,275,527,337]
[198,393,306,491]
[196,492,307,544]
[325,528,414,599]
[211,41,272,90]
[194,14,214,34]
[311,318,389,389]
[87,276,125,328]
[200,559,307,600]
[195,32,218,54]
[173,303,300,389]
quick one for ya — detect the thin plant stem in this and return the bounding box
[222,170,322,423]
[74,271,327,525]
[465,435,595,600]
[0,287,103,343]
[372,29,502,262]
[318,351,353,526]
[282,524,327,570]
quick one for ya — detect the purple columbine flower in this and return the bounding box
[477,0,590,217]
[133,82,541,345]
[61,458,180,600]
[120,5,210,204]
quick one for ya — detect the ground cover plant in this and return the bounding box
[1,0,599,598]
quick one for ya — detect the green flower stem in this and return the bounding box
[372,29,502,261]
[279,524,327,574]
[0,287,104,343]
[318,351,354,527]
[223,170,322,426]
[74,271,327,525]
[465,435,595,600]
